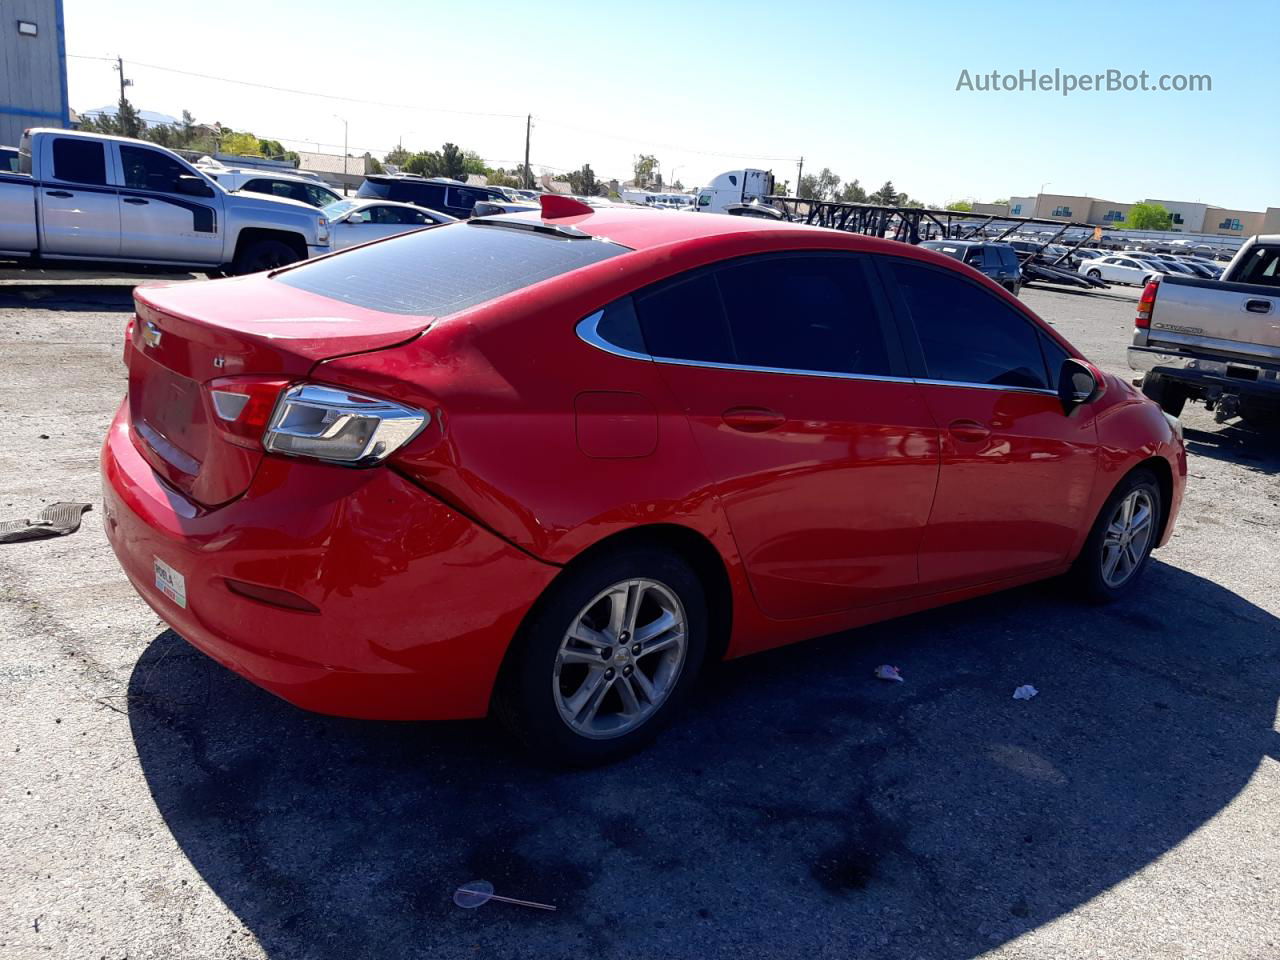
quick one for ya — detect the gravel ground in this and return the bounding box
[0,280,1276,960]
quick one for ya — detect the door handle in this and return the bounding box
[122,197,149,205]
[1245,299,1273,314]
[46,190,73,198]
[722,406,785,433]
[948,418,991,443]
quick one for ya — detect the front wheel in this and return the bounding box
[494,546,708,765]
[1071,469,1163,603]
[230,238,301,276]
[1087,268,1102,280]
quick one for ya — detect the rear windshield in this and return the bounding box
[1232,244,1280,288]
[274,221,629,315]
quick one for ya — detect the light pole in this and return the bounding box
[334,114,349,193]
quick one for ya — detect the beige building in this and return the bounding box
[993,192,1273,235]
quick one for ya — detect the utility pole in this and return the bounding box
[796,156,804,196]
[523,114,532,190]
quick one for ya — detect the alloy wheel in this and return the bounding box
[553,578,688,739]
[1101,489,1156,587]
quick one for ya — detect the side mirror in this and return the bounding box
[345,211,367,224]
[1058,358,1103,415]
[175,175,213,197]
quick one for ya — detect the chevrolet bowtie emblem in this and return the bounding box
[142,321,162,348]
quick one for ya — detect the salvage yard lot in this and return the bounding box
[1,281,1277,960]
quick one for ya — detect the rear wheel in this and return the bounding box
[1141,372,1187,417]
[1071,469,1163,603]
[1086,268,1102,280]
[494,546,707,765]
[231,238,301,276]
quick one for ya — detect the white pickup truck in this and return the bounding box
[1129,234,1280,427]
[0,129,330,275]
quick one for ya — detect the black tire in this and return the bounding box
[1071,469,1163,604]
[1140,372,1187,417]
[1086,268,1102,280]
[230,238,301,276]
[1239,402,1280,434]
[1142,274,1156,286]
[494,546,708,766]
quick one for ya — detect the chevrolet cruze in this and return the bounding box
[102,196,1186,764]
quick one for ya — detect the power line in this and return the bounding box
[68,52,800,165]
[69,54,526,121]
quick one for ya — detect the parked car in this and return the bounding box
[202,168,341,209]
[102,197,1185,764]
[919,239,1023,294]
[323,199,456,249]
[1079,255,1168,286]
[356,174,507,218]
[0,129,330,274]
[1130,234,1280,427]
[472,198,540,216]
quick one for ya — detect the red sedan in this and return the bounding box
[102,196,1186,764]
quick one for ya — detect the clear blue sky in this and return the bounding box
[64,0,1278,210]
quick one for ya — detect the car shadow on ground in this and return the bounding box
[0,287,140,312]
[127,559,1279,960]
[1183,424,1280,476]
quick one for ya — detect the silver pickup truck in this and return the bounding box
[0,129,330,275]
[1129,234,1280,427]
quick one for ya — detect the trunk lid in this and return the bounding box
[126,275,430,507]
[1150,276,1280,358]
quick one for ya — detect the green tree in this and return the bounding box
[439,142,467,181]
[363,152,385,174]
[798,167,840,200]
[384,145,411,168]
[404,150,442,177]
[945,199,973,211]
[220,131,263,157]
[1119,202,1173,231]
[838,179,867,203]
[869,180,898,205]
[567,163,600,196]
[115,97,143,138]
[485,167,519,188]
[633,153,658,188]
[461,150,488,177]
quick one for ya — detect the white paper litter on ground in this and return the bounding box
[874,664,904,683]
[1012,685,1038,700]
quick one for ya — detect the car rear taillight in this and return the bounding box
[1136,280,1158,329]
[207,376,291,449]
[262,383,428,466]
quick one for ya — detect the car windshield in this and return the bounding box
[323,200,358,220]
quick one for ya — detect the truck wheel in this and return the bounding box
[231,239,300,276]
[1141,373,1187,417]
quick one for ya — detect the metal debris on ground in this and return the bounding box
[874,664,904,683]
[453,880,557,912]
[1012,685,1039,700]
[0,502,92,544]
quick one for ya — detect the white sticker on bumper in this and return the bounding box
[154,557,187,609]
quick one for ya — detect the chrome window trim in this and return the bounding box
[912,378,1057,397]
[653,354,914,385]
[575,309,652,362]
[577,310,1057,395]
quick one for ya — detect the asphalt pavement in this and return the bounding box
[0,279,1276,960]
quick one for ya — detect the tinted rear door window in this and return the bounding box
[634,273,734,364]
[1232,245,1280,288]
[51,138,107,185]
[274,222,628,315]
[890,261,1049,389]
[714,255,892,375]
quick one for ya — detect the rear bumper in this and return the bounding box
[1128,346,1280,400]
[101,404,558,721]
